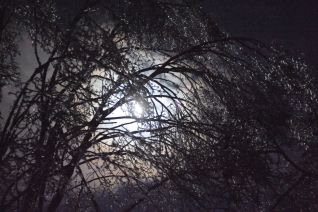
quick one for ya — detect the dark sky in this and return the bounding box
[202,0,318,67]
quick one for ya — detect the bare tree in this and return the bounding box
[154,42,318,211]
[0,0,317,211]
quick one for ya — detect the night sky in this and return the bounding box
[203,0,318,68]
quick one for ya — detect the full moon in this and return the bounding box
[133,102,144,117]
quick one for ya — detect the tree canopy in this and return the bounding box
[0,0,317,211]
